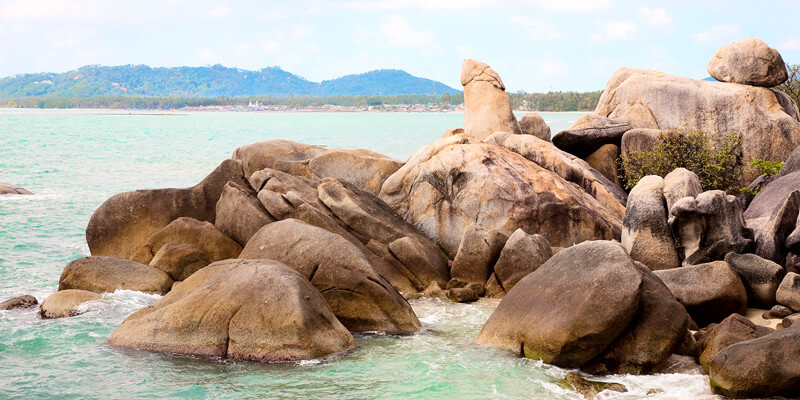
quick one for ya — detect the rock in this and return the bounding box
[106,259,355,361]
[0,182,32,195]
[130,217,242,265]
[583,261,690,375]
[86,159,246,259]
[662,168,703,217]
[58,256,173,295]
[584,144,622,188]
[746,188,800,264]
[461,59,521,140]
[422,282,448,300]
[595,68,800,184]
[149,242,212,281]
[40,290,102,319]
[484,273,505,298]
[475,241,642,368]
[707,38,788,87]
[724,252,785,307]
[777,272,800,311]
[450,225,507,285]
[492,229,552,292]
[484,131,627,218]
[214,182,274,246]
[670,191,753,265]
[653,354,704,375]
[708,325,800,398]
[518,112,550,140]
[239,219,420,334]
[621,176,679,270]
[447,287,479,303]
[654,261,747,326]
[441,128,465,139]
[231,139,325,180]
[380,137,622,258]
[696,313,774,371]
[563,373,627,400]
[764,304,793,319]
[308,148,403,195]
[551,114,631,158]
[0,295,38,310]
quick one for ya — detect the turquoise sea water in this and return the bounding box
[0,109,715,399]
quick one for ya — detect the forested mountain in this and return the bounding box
[0,65,460,98]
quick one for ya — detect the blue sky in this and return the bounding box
[0,0,798,92]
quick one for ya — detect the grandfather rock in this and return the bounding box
[40,290,101,319]
[708,38,788,87]
[725,252,785,307]
[622,176,679,270]
[461,59,521,140]
[492,229,552,292]
[518,112,550,140]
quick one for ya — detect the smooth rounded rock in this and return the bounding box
[59,256,173,295]
[708,38,788,87]
[40,290,102,319]
[130,217,242,265]
[518,112,551,141]
[492,229,552,292]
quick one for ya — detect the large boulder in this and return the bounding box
[106,259,355,361]
[745,186,800,264]
[492,229,552,292]
[379,136,622,258]
[696,313,773,371]
[724,252,785,307]
[86,159,246,259]
[231,139,325,179]
[461,59,521,140]
[776,272,800,312]
[450,224,507,285]
[130,217,242,265]
[654,261,747,326]
[662,168,703,216]
[239,219,420,334]
[595,68,800,184]
[0,182,32,195]
[58,256,173,295]
[518,112,551,141]
[708,325,800,398]
[40,289,101,319]
[551,114,631,158]
[214,181,274,246]
[475,241,642,368]
[621,176,679,270]
[0,295,37,310]
[707,38,788,87]
[308,148,403,195]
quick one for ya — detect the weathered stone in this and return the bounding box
[654,261,747,326]
[0,295,37,310]
[764,304,793,319]
[441,128,465,139]
[708,38,788,87]
[476,241,642,368]
[563,373,627,399]
[422,282,448,300]
[307,148,403,195]
[450,224,507,285]
[106,259,355,361]
[518,112,551,141]
[130,217,242,266]
[214,181,274,246]
[0,182,32,195]
[461,59,521,140]
[746,189,800,264]
[484,273,505,298]
[622,176,679,270]
[696,313,774,372]
[239,219,420,334]
[40,290,101,319]
[724,252,785,307]
[552,114,631,158]
[231,139,325,179]
[149,242,212,281]
[492,229,552,292]
[86,159,246,259]
[447,287,480,303]
[584,144,622,188]
[59,256,173,295]
[777,272,800,312]
[663,168,703,217]
[380,137,622,258]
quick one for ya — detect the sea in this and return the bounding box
[0,109,716,399]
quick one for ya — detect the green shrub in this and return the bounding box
[620,129,743,193]
[750,158,784,177]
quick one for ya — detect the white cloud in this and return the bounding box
[538,0,611,12]
[380,16,434,47]
[347,0,488,10]
[779,39,800,52]
[511,15,562,41]
[639,7,672,27]
[207,5,231,19]
[693,24,740,44]
[591,21,636,43]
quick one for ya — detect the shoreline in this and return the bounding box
[0,107,591,114]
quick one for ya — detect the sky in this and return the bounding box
[0,0,799,92]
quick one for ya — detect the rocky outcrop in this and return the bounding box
[707,38,788,87]
[107,259,355,361]
[450,224,507,285]
[552,114,631,158]
[86,159,246,259]
[492,229,552,292]
[239,219,420,334]
[308,148,403,195]
[461,59,521,140]
[777,272,800,311]
[724,252,785,307]
[595,68,800,183]
[0,182,32,195]
[518,112,550,141]
[130,217,242,265]
[380,137,623,258]
[476,241,642,368]
[40,289,101,319]
[696,313,773,371]
[0,295,37,310]
[231,139,325,179]
[214,181,274,246]
[654,261,747,326]
[58,256,173,295]
[622,176,679,270]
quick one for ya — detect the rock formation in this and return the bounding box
[59,256,173,295]
[707,38,788,87]
[461,59,521,140]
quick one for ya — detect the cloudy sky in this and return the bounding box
[1,0,798,92]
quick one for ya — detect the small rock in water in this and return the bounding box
[0,295,38,310]
[0,182,33,195]
[40,290,102,319]
[562,372,626,399]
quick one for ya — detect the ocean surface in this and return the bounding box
[0,109,715,399]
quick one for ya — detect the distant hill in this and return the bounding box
[0,65,461,98]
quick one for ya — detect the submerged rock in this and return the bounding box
[40,289,101,319]
[107,259,355,361]
[707,38,788,87]
[0,182,32,195]
[0,295,38,310]
[59,256,173,295]
[461,59,521,140]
